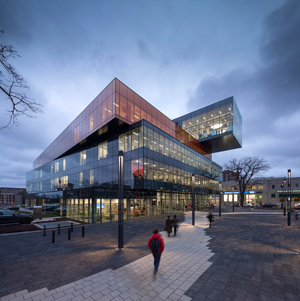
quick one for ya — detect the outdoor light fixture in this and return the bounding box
[192,173,195,226]
[287,169,291,226]
[118,151,124,248]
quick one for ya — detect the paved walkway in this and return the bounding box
[1,210,300,301]
[1,212,213,301]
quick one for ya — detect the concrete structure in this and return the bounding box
[0,187,26,207]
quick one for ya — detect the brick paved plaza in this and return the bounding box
[1,211,300,300]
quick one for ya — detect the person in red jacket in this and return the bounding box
[148,229,164,275]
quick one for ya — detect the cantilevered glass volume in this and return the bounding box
[26,78,241,223]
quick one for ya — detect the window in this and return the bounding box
[89,113,94,132]
[225,174,228,182]
[98,141,108,159]
[61,176,68,188]
[258,185,263,189]
[295,183,299,189]
[228,186,232,191]
[63,159,66,171]
[80,150,86,165]
[79,172,83,186]
[223,187,227,191]
[272,184,275,189]
[252,185,256,189]
[55,162,59,173]
[51,164,54,175]
[90,170,94,185]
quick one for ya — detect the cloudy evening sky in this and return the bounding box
[0,0,299,188]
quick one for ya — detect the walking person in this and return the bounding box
[165,216,172,237]
[207,211,214,228]
[148,229,164,275]
[172,215,179,236]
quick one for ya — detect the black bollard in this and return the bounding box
[219,204,221,217]
[43,225,46,236]
[288,212,291,226]
[58,224,60,235]
[71,222,73,232]
[82,226,85,237]
[284,207,286,216]
[52,230,55,243]
[68,228,71,240]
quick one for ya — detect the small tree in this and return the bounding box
[0,30,42,129]
[224,157,270,206]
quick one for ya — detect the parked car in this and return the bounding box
[243,203,253,207]
[262,203,278,208]
[0,210,33,224]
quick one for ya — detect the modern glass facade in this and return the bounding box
[173,97,242,153]
[27,79,241,223]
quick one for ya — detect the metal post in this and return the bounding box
[284,207,286,216]
[118,151,124,249]
[232,187,234,213]
[82,226,85,237]
[68,228,71,240]
[287,170,291,226]
[43,225,46,236]
[58,224,60,234]
[71,222,73,232]
[52,230,55,243]
[219,182,222,217]
[192,174,195,226]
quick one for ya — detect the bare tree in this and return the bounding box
[0,30,42,129]
[224,157,271,206]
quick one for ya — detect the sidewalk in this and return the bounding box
[1,212,213,301]
[2,211,300,301]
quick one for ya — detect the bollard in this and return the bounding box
[71,222,73,232]
[68,228,71,240]
[43,225,46,237]
[288,212,291,226]
[82,226,85,238]
[58,224,60,235]
[52,230,55,243]
[284,207,286,216]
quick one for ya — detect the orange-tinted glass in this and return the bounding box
[141,109,146,120]
[120,95,127,119]
[128,101,134,123]
[134,105,140,122]
[107,95,113,119]
[102,99,107,123]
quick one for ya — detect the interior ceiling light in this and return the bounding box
[211,123,223,129]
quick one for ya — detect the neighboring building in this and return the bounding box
[222,174,300,206]
[26,78,242,223]
[0,188,26,207]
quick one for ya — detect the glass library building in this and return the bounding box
[26,78,242,223]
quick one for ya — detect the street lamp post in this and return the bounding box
[219,182,222,217]
[118,151,124,248]
[287,169,291,226]
[232,186,234,213]
[192,173,195,226]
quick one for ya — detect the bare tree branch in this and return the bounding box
[0,30,42,129]
[224,156,271,206]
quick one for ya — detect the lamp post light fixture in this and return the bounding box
[232,186,234,213]
[287,169,291,226]
[219,181,222,217]
[118,151,124,248]
[192,173,195,226]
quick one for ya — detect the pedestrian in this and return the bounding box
[165,216,172,237]
[212,204,215,210]
[207,212,214,228]
[184,204,187,212]
[148,229,164,275]
[172,215,179,236]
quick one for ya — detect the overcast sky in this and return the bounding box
[0,0,299,188]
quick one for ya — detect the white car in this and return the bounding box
[243,203,253,207]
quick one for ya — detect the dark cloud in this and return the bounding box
[188,0,300,176]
